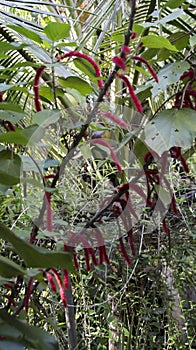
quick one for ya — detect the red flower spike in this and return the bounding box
[180,154,190,173]
[92,228,110,265]
[45,271,57,292]
[180,69,194,81]
[73,247,80,269]
[99,111,129,128]
[171,195,178,215]
[160,151,168,184]
[131,32,137,39]
[132,56,158,83]
[50,268,67,307]
[33,66,46,112]
[3,120,16,131]
[127,228,136,256]
[25,277,33,313]
[144,151,160,163]
[112,56,126,71]
[121,46,131,55]
[3,294,16,306]
[44,174,56,179]
[30,235,36,244]
[84,248,91,271]
[0,92,3,102]
[162,219,169,235]
[125,190,138,220]
[170,147,189,173]
[56,51,104,89]
[63,270,69,290]
[119,237,132,265]
[117,74,143,113]
[92,138,122,172]
[45,192,53,232]
[68,233,97,269]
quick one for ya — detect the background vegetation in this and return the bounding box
[0,0,195,349]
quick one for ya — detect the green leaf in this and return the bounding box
[0,103,26,123]
[190,35,196,47]
[9,25,42,43]
[0,309,58,350]
[143,109,196,155]
[150,61,190,97]
[0,223,74,271]
[0,340,25,350]
[0,256,26,278]
[59,76,92,95]
[44,22,70,41]
[0,126,45,146]
[165,0,184,9]
[0,42,28,53]
[0,150,21,186]
[0,103,24,113]
[169,32,189,50]
[33,110,61,127]
[73,58,97,81]
[141,35,178,51]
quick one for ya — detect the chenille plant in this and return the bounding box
[0,0,195,349]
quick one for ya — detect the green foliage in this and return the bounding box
[0,0,195,349]
[0,223,73,271]
[0,309,58,350]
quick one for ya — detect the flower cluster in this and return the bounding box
[112,37,158,113]
[173,69,196,110]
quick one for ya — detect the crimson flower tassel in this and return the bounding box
[45,191,53,232]
[68,233,97,270]
[25,277,34,313]
[56,51,104,89]
[170,146,189,173]
[45,271,57,292]
[132,56,158,83]
[50,268,67,307]
[33,66,46,112]
[112,56,126,71]
[117,74,143,113]
[121,46,131,55]
[92,227,110,265]
[99,111,129,128]
[119,237,132,265]
[91,138,122,172]
[162,218,169,235]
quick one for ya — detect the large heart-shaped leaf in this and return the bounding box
[0,150,21,185]
[0,309,58,350]
[143,108,196,155]
[0,255,26,278]
[44,22,70,41]
[0,223,74,271]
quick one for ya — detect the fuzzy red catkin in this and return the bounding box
[119,237,132,265]
[91,138,122,172]
[132,56,158,83]
[162,218,169,235]
[112,56,126,71]
[92,227,110,265]
[56,51,104,89]
[117,74,143,113]
[3,294,16,306]
[45,192,53,232]
[99,111,129,128]
[25,277,34,313]
[63,270,69,290]
[45,271,57,292]
[121,46,131,55]
[50,268,67,307]
[33,66,46,112]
